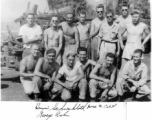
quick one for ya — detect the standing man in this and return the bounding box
[98,10,120,63]
[89,53,117,101]
[19,12,42,58]
[119,9,150,70]
[44,14,63,65]
[20,44,40,101]
[59,11,80,64]
[54,51,87,101]
[77,47,96,80]
[90,4,106,61]
[116,49,150,101]
[34,48,60,101]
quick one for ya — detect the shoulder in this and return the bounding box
[19,24,27,30]
[44,28,49,33]
[21,56,28,63]
[75,61,82,67]
[35,24,41,28]
[53,61,60,69]
[91,18,98,23]
[141,62,147,69]
[140,22,147,28]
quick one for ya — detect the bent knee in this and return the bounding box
[33,76,41,83]
[130,86,137,93]
[89,79,97,86]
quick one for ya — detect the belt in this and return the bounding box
[102,39,117,43]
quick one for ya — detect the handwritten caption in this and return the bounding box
[35,102,117,119]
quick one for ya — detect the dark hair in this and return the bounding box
[79,10,86,16]
[131,9,141,15]
[50,14,58,20]
[134,49,143,57]
[96,4,104,11]
[121,3,129,8]
[78,47,87,54]
[106,9,114,16]
[46,48,56,55]
[66,9,74,16]
[106,52,115,59]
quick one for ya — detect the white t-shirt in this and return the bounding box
[19,24,42,48]
[58,61,82,81]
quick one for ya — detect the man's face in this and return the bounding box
[51,17,58,27]
[105,56,114,67]
[121,6,129,17]
[106,13,113,23]
[96,8,104,18]
[66,14,73,24]
[47,53,56,63]
[133,52,141,64]
[79,13,86,23]
[79,51,87,62]
[26,14,34,25]
[67,56,75,67]
[30,45,39,57]
[132,14,140,24]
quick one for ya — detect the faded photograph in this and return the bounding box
[1,0,151,102]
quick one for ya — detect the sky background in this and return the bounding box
[1,0,104,22]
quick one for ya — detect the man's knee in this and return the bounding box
[61,92,71,101]
[33,76,41,84]
[89,79,97,98]
[79,78,87,86]
[108,89,118,98]
[130,86,137,93]
[116,77,124,86]
[89,79,97,87]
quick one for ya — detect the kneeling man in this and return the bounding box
[116,49,150,101]
[89,53,117,101]
[54,51,87,101]
[34,48,60,100]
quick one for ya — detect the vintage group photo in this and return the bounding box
[1,0,151,102]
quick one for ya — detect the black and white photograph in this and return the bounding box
[1,0,151,103]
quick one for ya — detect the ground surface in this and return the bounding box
[1,54,151,102]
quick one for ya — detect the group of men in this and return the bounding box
[19,3,151,102]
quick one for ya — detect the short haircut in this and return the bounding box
[106,9,114,16]
[96,4,104,11]
[78,47,87,54]
[66,10,74,16]
[50,14,58,20]
[79,10,86,16]
[26,12,34,18]
[46,48,56,55]
[131,9,141,15]
[134,49,143,56]
[106,52,115,59]
[121,3,129,8]
[66,51,76,58]
[30,43,39,49]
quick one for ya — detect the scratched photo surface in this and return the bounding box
[1,0,151,103]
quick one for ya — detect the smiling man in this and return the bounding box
[116,49,150,101]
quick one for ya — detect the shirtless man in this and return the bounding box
[20,44,40,101]
[59,11,79,64]
[77,10,91,59]
[119,9,150,70]
[77,47,96,80]
[90,4,106,61]
[44,14,63,65]
[34,48,60,101]
[19,12,42,58]
[89,53,117,102]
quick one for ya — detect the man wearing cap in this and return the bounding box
[90,4,106,61]
[59,11,79,64]
[44,14,63,65]
[89,53,117,102]
[119,8,150,70]
[34,48,60,101]
[54,51,87,101]
[20,44,41,101]
[116,49,150,101]
[98,10,120,63]
[19,12,42,58]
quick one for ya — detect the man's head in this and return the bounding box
[106,10,114,23]
[66,51,76,67]
[66,11,74,24]
[50,14,59,27]
[79,10,86,23]
[26,12,35,26]
[78,47,87,62]
[46,48,56,63]
[30,44,39,57]
[96,4,104,19]
[133,49,142,64]
[131,9,141,24]
[105,53,115,67]
[121,4,129,17]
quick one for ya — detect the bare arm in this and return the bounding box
[74,26,80,52]
[56,30,63,58]
[22,35,42,44]
[90,64,109,82]
[44,29,48,50]
[82,59,96,71]
[34,58,51,82]
[110,68,117,87]
[19,58,34,77]
[142,25,151,46]
[54,73,66,88]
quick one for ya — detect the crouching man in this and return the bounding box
[33,48,60,101]
[116,49,150,101]
[54,51,87,101]
[89,53,117,101]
